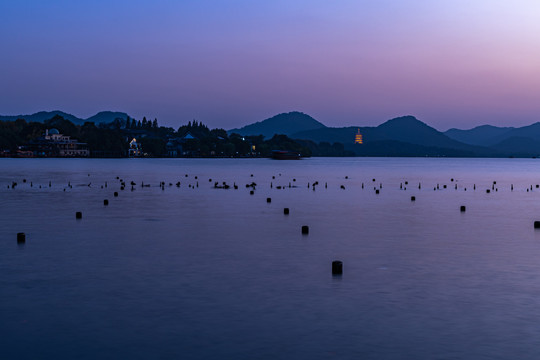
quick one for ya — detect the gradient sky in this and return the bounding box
[1,0,539,130]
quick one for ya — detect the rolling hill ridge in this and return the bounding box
[0,111,131,125]
[228,111,327,138]
[229,113,540,157]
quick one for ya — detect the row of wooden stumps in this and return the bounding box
[13,177,528,278]
[7,176,538,193]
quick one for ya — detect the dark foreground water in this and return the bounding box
[2,157,540,359]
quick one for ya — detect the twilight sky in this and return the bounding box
[1,0,539,130]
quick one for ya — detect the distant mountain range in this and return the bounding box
[444,125,514,146]
[4,109,540,157]
[444,123,540,155]
[0,111,130,125]
[230,112,540,157]
[292,115,493,157]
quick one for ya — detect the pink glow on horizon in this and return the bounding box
[1,1,539,130]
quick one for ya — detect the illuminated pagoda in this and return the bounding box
[354,129,363,144]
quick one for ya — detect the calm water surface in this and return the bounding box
[2,157,540,359]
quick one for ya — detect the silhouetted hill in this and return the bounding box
[228,111,326,138]
[85,111,130,124]
[373,116,466,148]
[293,116,453,146]
[0,111,131,125]
[0,111,83,124]
[444,123,540,150]
[491,122,540,144]
[445,125,514,146]
[491,136,540,156]
[293,115,492,155]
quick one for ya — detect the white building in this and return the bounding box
[35,129,89,157]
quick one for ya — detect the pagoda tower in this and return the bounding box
[354,129,363,144]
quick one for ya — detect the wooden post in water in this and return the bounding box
[332,261,343,275]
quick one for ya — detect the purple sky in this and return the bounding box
[1,1,539,131]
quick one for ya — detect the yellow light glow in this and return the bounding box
[355,129,363,144]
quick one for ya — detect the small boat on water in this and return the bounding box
[271,150,302,160]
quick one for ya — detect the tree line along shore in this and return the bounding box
[0,115,353,158]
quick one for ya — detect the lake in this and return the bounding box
[2,157,540,359]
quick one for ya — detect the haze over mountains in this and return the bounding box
[3,110,540,157]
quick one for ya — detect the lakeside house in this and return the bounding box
[166,131,198,157]
[166,139,183,157]
[129,138,142,157]
[30,129,89,157]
